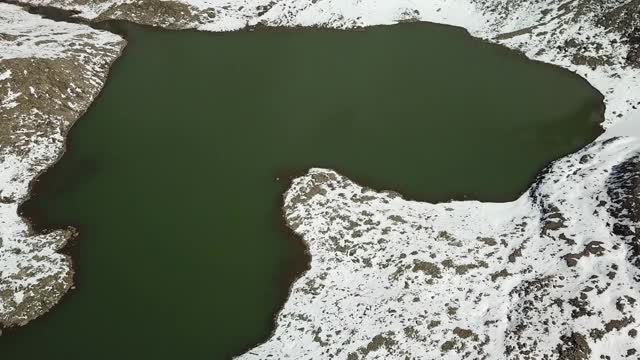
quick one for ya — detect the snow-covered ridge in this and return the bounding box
[0,3,124,326]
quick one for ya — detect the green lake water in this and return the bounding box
[5,22,602,359]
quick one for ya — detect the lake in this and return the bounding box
[5,22,602,359]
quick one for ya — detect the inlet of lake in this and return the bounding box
[4,22,602,359]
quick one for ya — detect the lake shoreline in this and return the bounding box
[0,3,125,328]
[0,0,638,358]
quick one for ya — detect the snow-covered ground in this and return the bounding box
[0,3,124,326]
[238,138,640,359]
[1,0,639,358]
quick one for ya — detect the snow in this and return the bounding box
[0,90,21,109]
[603,108,640,140]
[0,70,11,81]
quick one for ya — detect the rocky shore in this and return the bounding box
[0,3,124,326]
[0,0,639,358]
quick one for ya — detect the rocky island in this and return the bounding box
[0,0,639,358]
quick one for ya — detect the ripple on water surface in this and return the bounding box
[9,22,602,359]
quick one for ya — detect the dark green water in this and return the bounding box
[6,22,602,359]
